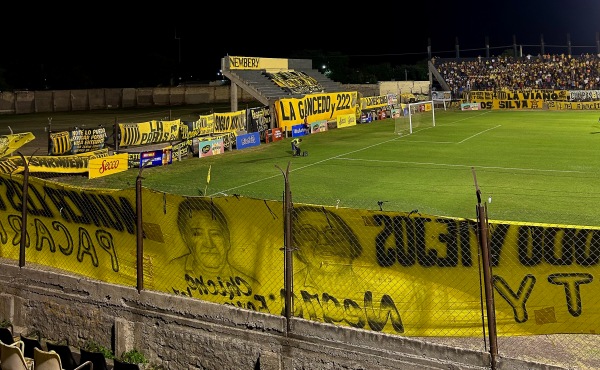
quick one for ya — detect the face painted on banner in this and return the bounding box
[293,207,362,275]
[182,208,231,275]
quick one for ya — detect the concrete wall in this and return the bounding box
[0,83,430,115]
[0,86,259,115]
[379,81,431,96]
[0,260,563,370]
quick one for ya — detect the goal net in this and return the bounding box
[394,100,436,135]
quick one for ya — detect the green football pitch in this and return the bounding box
[3,107,600,227]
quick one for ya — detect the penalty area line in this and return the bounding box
[333,158,585,174]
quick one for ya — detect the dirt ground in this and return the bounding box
[422,334,600,369]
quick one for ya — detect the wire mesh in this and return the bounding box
[5,164,600,368]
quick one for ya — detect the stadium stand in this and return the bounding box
[432,53,600,100]
[221,56,347,109]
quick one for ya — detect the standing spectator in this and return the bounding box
[303,116,310,134]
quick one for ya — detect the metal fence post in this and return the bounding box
[472,168,498,369]
[17,153,30,268]
[276,162,293,333]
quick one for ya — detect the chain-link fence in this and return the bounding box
[2,167,600,369]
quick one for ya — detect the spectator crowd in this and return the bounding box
[434,53,600,100]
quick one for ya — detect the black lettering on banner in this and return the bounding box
[28,184,54,217]
[516,225,600,267]
[321,293,344,325]
[374,214,474,268]
[543,227,574,265]
[365,96,387,107]
[79,227,118,271]
[489,223,510,266]
[489,223,600,268]
[2,215,119,271]
[52,221,73,255]
[0,178,54,217]
[279,101,297,121]
[493,274,536,323]
[414,217,434,267]
[34,218,57,252]
[298,290,320,320]
[0,216,7,244]
[121,125,141,146]
[548,273,593,317]
[8,214,28,246]
[374,214,415,267]
[299,95,333,118]
[517,225,544,266]
[459,220,473,266]
[44,187,136,234]
[24,156,88,169]
[0,177,21,211]
[239,294,269,312]
[342,297,365,329]
[295,290,404,333]
[214,115,227,132]
[228,56,259,69]
[335,93,352,112]
[170,274,269,311]
[435,218,459,267]
[494,272,595,323]
[575,229,600,266]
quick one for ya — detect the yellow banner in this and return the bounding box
[50,127,107,155]
[0,174,139,286]
[88,153,129,179]
[336,114,357,128]
[468,99,545,110]
[361,95,389,110]
[0,149,109,174]
[49,131,71,155]
[468,89,571,109]
[183,114,214,138]
[228,56,289,70]
[213,111,246,133]
[118,119,182,147]
[470,89,569,101]
[547,101,600,110]
[275,92,358,131]
[4,176,600,337]
[0,132,35,158]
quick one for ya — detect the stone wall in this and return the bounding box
[0,260,559,370]
[0,82,431,115]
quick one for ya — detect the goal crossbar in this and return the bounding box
[395,100,436,135]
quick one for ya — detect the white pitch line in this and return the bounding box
[457,125,501,143]
[333,158,585,173]
[208,136,402,195]
[208,112,515,195]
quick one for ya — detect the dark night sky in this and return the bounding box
[2,0,598,90]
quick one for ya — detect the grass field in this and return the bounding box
[3,107,600,227]
[4,106,600,368]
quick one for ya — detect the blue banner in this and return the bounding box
[236,132,260,150]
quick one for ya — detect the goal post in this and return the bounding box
[394,100,436,135]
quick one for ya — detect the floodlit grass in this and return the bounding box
[7,107,600,227]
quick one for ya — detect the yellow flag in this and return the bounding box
[206,165,211,185]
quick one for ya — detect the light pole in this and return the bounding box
[174,28,181,85]
[174,28,181,64]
